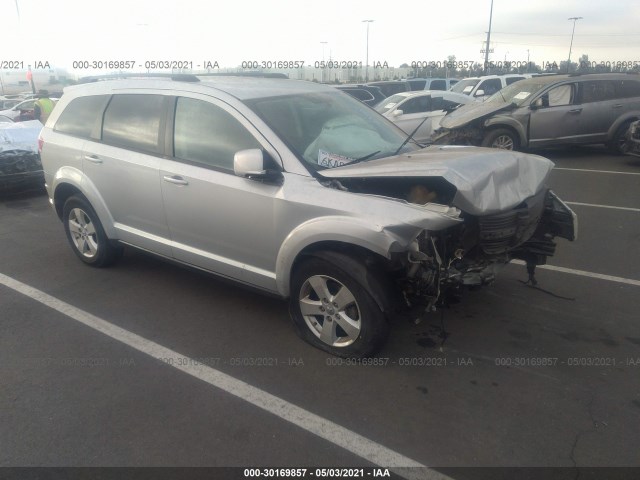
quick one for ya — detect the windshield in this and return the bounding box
[485,80,552,106]
[375,94,407,114]
[246,91,418,171]
[450,79,480,95]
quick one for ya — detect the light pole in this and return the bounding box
[483,0,494,75]
[567,17,582,73]
[362,19,374,82]
[320,41,328,82]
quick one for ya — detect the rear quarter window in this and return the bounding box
[53,95,110,139]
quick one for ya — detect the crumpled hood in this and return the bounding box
[439,101,515,129]
[0,120,42,154]
[319,146,554,215]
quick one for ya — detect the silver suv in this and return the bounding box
[434,73,640,152]
[40,75,576,357]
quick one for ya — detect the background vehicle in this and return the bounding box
[451,74,531,101]
[376,90,476,143]
[366,80,411,97]
[623,120,640,157]
[0,120,44,191]
[0,98,36,121]
[40,76,576,357]
[334,84,386,107]
[407,77,459,91]
[0,97,22,110]
[434,73,640,152]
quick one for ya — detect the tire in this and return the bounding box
[608,121,633,155]
[481,128,519,151]
[289,254,389,358]
[62,194,122,267]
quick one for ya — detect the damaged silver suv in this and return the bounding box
[39,75,577,357]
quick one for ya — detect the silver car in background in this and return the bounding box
[39,76,576,357]
[376,90,476,144]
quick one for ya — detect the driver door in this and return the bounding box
[528,83,580,148]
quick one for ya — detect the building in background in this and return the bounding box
[0,66,71,95]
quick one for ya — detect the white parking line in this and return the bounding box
[0,272,449,480]
[511,260,640,287]
[565,201,640,213]
[554,168,640,176]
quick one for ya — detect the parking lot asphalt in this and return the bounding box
[1,147,639,479]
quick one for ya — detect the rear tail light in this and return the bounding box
[38,134,44,153]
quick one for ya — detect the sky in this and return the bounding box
[1,0,639,74]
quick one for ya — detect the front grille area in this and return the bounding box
[477,189,547,255]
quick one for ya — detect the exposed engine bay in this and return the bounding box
[325,175,577,314]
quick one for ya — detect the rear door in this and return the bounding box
[393,95,440,142]
[82,93,172,256]
[528,83,580,147]
[574,79,618,142]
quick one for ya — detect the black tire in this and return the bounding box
[62,194,122,267]
[608,121,633,155]
[289,254,389,358]
[481,128,519,151]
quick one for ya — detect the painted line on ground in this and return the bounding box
[554,167,640,176]
[565,201,640,213]
[511,260,640,287]
[0,272,448,480]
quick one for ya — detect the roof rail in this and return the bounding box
[76,71,290,84]
[77,73,200,84]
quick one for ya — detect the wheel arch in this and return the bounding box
[483,119,526,147]
[51,168,117,238]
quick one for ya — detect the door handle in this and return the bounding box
[568,108,582,113]
[84,155,102,164]
[612,104,624,109]
[163,175,189,186]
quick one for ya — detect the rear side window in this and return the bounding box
[617,80,640,98]
[580,80,616,103]
[429,80,446,90]
[173,97,261,171]
[346,89,374,102]
[505,77,525,85]
[408,79,426,90]
[400,96,431,114]
[54,95,110,139]
[102,94,165,154]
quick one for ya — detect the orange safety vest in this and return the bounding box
[35,98,55,123]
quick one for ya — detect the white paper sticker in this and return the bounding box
[318,149,356,168]
[513,91,531,100]
[383,102,397,109]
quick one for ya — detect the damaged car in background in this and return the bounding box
[41,77,576,357]
[0,120,44,192]
[432,73,640,152]
[622,119,640,157]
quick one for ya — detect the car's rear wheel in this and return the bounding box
[62,195,121,267]
[482,128,519,150]
[289,255,389,358]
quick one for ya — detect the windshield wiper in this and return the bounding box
[392,115,431,156]
[346,150,381,166]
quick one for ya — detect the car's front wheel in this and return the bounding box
[482,128,519,150]
[62,195,122,267]
[289,254,389,358]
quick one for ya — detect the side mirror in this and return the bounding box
[530,98,544,109]
[392,109,403,117]
[474,90,485,97]
[234,149,282,182]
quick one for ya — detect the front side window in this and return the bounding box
[173,97,261,171]
[400,96,431,114]
[546,84,575,107]
[477,79,502,96]
[102,94,165,154]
